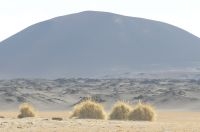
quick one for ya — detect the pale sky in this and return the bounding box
[0,0,200,42]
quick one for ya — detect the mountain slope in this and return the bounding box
[0,11,200,78]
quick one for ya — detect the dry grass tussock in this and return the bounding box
[17,103,36,118]
[128,101,156,121]
[70,99,106,119]
[109,101,132,120]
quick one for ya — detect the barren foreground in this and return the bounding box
[1,111,200,132]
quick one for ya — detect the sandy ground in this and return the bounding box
[1,111,200,132]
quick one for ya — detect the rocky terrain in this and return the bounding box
[1,77,200,111]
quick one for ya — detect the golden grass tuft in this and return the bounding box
[109,101,132,120]
[128,101,156,121]
[17,103,36,118]
[70,99,106,119]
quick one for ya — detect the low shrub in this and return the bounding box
[128,101,156,121]
[109,101,132,120]
[70,99,106,119]
[17,103,36,118]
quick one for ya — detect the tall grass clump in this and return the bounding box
[17,103,36,118]
[109,101,132,120]
[70,99,106,119]
[128,101,156,121]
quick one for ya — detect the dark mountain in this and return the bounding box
[0,11,200,78]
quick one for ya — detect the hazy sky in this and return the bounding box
[0,0,200,41]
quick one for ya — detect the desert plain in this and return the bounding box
[1,111,200,131]
[1,76,200,131]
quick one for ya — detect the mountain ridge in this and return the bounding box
[0,11,200,79]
